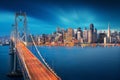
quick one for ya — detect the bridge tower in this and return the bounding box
[8,11,28,78]
[15,11,28,45]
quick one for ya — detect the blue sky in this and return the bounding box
[0,0,120,36]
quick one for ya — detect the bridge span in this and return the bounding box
[15,40,60,80]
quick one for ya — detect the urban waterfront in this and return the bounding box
[1,0,120,79]
[0,45,120,80]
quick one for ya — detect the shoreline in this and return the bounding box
[27,43,120,47]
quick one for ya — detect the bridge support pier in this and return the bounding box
[9,40,14,55]
[7,41,22,78]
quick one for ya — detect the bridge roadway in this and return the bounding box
[16,41,60,80]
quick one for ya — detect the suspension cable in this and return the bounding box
[30,34,58,76]
[18,37,31,79]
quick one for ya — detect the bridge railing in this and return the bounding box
[16,39,31,80]
[30,34,61,80]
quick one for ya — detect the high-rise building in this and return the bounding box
[107,24,111,38]
[93,28,97,43]
[73,29,77,39]
[90,24,94,33]
[76,27,83,43]
[77,27,82,35]
[83,27,88,43]
[88,24,94,43]
[107,24,112,43]
[104,37,107,45]
[77,31,81,40]
[90,23,94,43]
[65,28,73,42]
[98,33,106,43]
[88,30,92,43]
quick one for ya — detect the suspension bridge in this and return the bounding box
[9,11,61,80]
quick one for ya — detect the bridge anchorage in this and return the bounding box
[8,11,61,80]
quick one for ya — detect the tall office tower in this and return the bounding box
[73,29,77,39]
[61,28,65,42]
[107,24,112,43]
[93,28,97,43]
[77,27,83,38]
[77,31,81,40]
[42,34,46,44]
[90,23,94,43]
[107,24,111,38]
[83,27,88,43]
[90,24,94,33]
[66,28,73,42]
[104,37,107,45]
[88,30,92,43]
[98,33,106,43]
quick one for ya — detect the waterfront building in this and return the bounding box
[104,37,107,45]
[93,28,97,43]
[107,24,111,38]
[88,23,95,43]
[73,29,77,39]
[77,27,82,36]
[88,30,92,43]
[90,24,94,33]
[98,33,106,43]
[77,31,81,40]
[42,34,46,44]
[77,27,83,43]
[83,27,88,43]
[90,23,94,42]
[107,24,112,43]
[65,28,73,42]
[55,33,63,43]
[37,36,41,45]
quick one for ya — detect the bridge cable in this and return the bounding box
[30,34,58,76]
[17,37,31,79]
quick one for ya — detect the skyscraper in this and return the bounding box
[88,30,92,43]
[77,31,81,40]
[77,27,83,43]
[107,24,111,38]
[83,27,88,43]
[77,27,82,38]
[88,23,94,43]
[66,28,73,42]
[90,24,94,34]
[93,28,97,43]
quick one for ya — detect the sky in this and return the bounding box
[0,0,120,35]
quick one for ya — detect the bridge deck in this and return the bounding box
[16,41,60,80]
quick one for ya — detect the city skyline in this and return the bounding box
[29,23,120,47]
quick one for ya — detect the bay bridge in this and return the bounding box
[9,11,61,80]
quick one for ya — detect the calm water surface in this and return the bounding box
[0,46,120,80]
